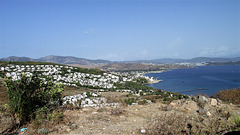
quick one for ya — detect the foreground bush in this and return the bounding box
[5,73,63,125]
[214,88,240,104]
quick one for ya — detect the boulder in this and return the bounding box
[210,98,218,106]
[170,100,180,106]
[198,95,208,103]
[180,100,199,113]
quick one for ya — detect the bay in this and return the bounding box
[145,65,240,96]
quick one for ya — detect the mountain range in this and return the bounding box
[1,55,240,65]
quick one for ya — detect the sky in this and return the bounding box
[0,0,239,61]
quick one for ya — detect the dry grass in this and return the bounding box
[25,108,65,134]
[145,112,200,135]
[101,92,130,106]
[145,111,238,135]
[62,86,91,97]
[214,88,240,104]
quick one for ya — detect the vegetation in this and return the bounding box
[124,98,137,105]
[213,88,240,104]
[114,81,154,91]
[4,73,63,125]
[135,77,148,84]
[71,67,103,75]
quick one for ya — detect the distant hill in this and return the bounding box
[0,56,33,62]
[188,57,240,63]
[0,55,112,65]
[131,57,240,64]
[1,55,240,65]
[37,55,112,65]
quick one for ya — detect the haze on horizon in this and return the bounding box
[0,0,239,61]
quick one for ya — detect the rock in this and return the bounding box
[217,98,223,104]
[82,108,90,112]
[38,128,49,134]
[146,100,152,103]
[198,108,205,115]
[210,98,218,106]
[66,128,71,132]
[181,100,199,113]
[92,111,98,114]
[166,104,172,111]
[170,101,178,106]
[198,95,208,103]
[206,111,212,117]
[120,115,125,119]
[140,128,146,134]
[97,108,106,112]
[71,124,77,128]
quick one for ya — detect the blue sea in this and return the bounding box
[145,65,240,96]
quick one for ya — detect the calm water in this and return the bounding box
[145,65,240,96]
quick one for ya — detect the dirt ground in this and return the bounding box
[47,95,240,135]
[50,103,168,135]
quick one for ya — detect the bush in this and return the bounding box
[5,73,63,124]
[214,88,240,104]
[146,113,196,135]
[124,98,137,105]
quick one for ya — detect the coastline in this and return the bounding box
[147,79,163,84]
[142,70,166,84]
[141,70,165,84]
[143,65,240,96]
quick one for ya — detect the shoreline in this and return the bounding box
[147,79,163,84]
[142,70,166,84]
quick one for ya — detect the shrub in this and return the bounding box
[146,113,197,135]
[124,98,136,105]
[5,73,63,125]
[214,88,240,104]
[138,99,148,105]
[232,115,240,128]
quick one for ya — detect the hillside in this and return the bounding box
[131,57,240,64]
[37,55,112,65]
[1,90,239,134]
[100,63,192,72]
[0,56,33,62]
[0,55,111,65]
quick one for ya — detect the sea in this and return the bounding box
[145,65,240,96]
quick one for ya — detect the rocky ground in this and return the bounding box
[22,93,239,135]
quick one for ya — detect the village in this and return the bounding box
[0,63,160,92]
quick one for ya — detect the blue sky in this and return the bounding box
[0,0,239,61]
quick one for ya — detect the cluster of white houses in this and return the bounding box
[0,64,151,89]
[62,92,120,108]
